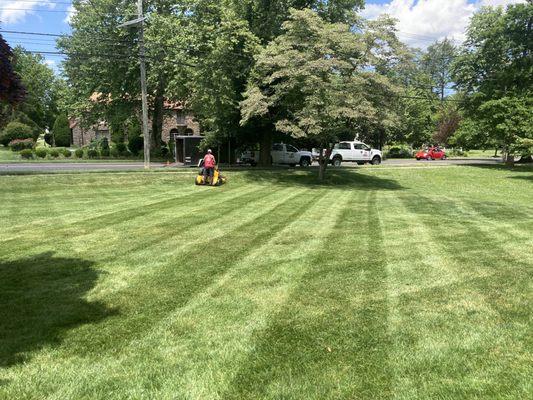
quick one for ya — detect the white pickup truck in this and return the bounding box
[272,143,313,167]
[330,141,382,166]
[238,144,313,167]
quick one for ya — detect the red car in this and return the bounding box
[415,147,447,160]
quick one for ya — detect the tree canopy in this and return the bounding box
[0,34,26,107]
[452,2,533,161]
[241,9,400,178]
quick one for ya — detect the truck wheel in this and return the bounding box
[371,156,381,165]
[300,157,310,167]
[333,157,342,167]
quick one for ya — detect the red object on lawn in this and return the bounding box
[415,147,447,160]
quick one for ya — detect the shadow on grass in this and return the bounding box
[0,252,115,367]
[509,175,533,182]
[239,168,403,190]
[463,163,533,173]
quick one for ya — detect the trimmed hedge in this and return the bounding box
[35,147,48,158]
[49,149,60,158]
[385,145,413,159]
[20,149,34,159]
[74,148,84,158]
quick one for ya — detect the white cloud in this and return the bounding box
[64,4,76,24]
[361,0,527,48]
[44,59,55,66]
[0,0,56,24]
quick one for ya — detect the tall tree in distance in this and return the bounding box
[422,38,457,102]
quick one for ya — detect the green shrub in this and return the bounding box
[450,148,467,156]
[110,147,120,158]
[20,149,34,159]
[160,146,170,158]
[115,142,128,155]
[385,145,413,159]
[61,148,72,158]
[52,114,71,147]
[74,148,84,158]
[128,135,143,155]
[87,149,99,159]
[49,149,60,158]
[100,138,110,157]
[35,147,48,158]
[9,138,34,151]
[1,122,34,146]
[9,111,42,140]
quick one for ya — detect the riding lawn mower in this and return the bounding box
[195,167,227,186]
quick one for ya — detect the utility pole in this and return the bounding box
[119,0,150,169]
[137,0,150,170]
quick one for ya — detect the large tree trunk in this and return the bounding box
[318,147,332,181]
[503,146,515,166]
[259,130,272,167]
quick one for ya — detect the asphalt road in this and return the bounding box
[0,158,502,173]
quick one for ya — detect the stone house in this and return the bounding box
[69,102,200,147]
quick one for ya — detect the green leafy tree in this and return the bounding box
[0,122,33,146]
[422,38,457,101]
[241,9,399,179]
[11,47,62,131]
[52,114,72,147]
[452,3,533,164]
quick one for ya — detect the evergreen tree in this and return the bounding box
[52,114,71,147]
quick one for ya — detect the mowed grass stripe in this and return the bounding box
[397,194,531,398]
[0,182,198,240]
[223,190,392,400]
[1,184,263,257]
[380,192,531,399]
[91,186,305,298]
[0,172,201,224]
[137,190,354,400]
[2,188,327,399]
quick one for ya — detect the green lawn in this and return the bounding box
[1,166,532,399]
[0,147,19,161]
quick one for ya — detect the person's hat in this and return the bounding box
[207,149,212,153]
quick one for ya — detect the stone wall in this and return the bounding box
[71,123,110,147]
[161,111,200,143]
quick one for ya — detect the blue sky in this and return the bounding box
[0,0,526,73]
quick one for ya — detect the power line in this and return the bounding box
[0,7,72,13]
[1,0,73,4]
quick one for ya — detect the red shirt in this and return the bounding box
[204,154,216,168]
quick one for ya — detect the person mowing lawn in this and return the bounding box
[203,149,216,185]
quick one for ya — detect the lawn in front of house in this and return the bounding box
[0,166,531,399]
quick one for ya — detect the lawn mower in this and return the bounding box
[195,167,227,186]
